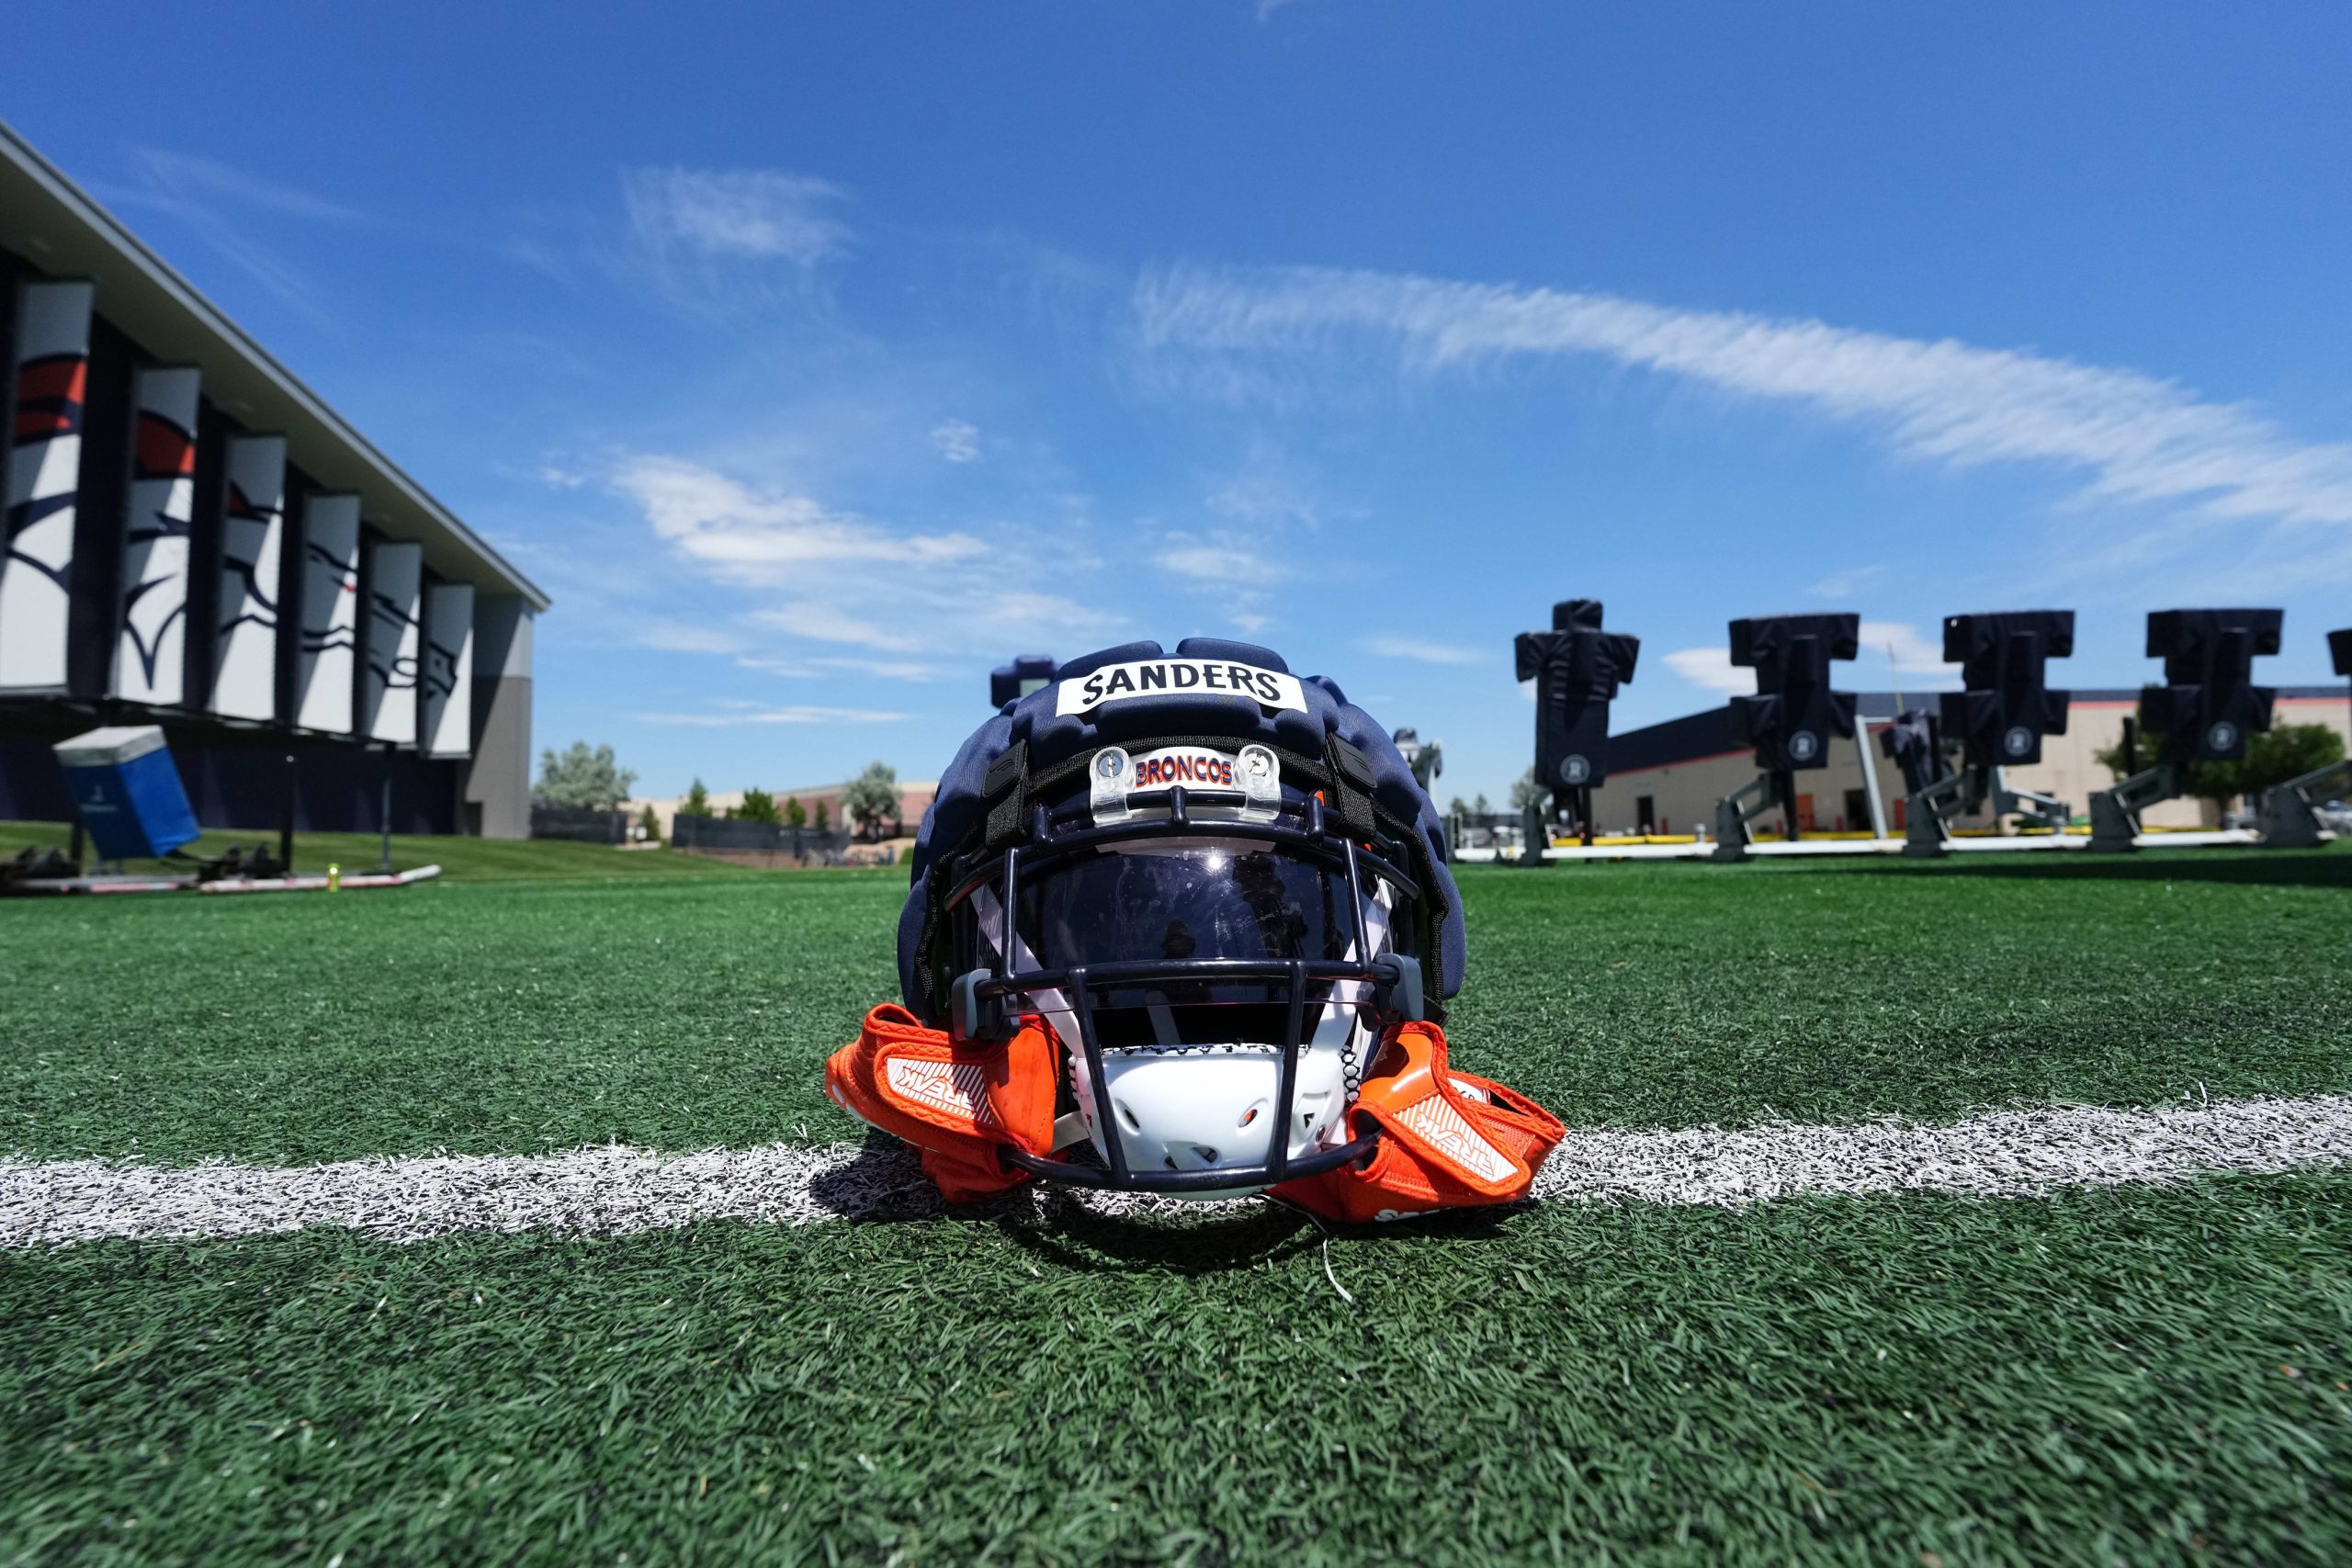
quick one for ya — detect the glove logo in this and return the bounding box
[2207,721,2238,753]
[1558,755,1589,785]
[885,1058,1000,1127]
[1789,730,1820,763]
[2004,725,2033,758]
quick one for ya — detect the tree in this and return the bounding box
[1471,793,1492,818]
[1447,795,1470,822]
[635,803,662,843]
[841,761,900,841]
[2186,725,2344,807]
[2095,706,2346,814]
[813,800,830,832]
[1508,767,1547,811]
[536,742,635,809]
[681,778,711,818]
[785,795,808,828]
[736,787,779,825]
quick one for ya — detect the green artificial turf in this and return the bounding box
[1,851,2347,1167]
[0,822,752,884]
[0,819,751,885]
[5,847,2352,1562]
[5,1173,2348,1565]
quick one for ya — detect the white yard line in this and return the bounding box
[6,1094,2352,1247]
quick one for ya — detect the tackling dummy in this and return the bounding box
[826,638,1563,1223]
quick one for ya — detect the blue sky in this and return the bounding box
[16,4,2352,804]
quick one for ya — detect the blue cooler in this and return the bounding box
[54,726,201,860]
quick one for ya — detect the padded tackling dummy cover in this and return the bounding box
[899,637,1466,1021]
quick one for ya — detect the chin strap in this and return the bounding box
[825,1006,1563,1220]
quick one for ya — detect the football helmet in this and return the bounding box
[894,638,1463,1198]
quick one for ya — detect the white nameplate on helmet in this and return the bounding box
[1056,660,1306,717]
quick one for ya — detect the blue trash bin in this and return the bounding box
[54,726,201,861]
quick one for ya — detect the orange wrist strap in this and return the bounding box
[823,1005,1057,1203]
[1268,1021,1564,1224]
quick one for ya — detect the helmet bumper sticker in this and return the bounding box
[1056,659,1306,716]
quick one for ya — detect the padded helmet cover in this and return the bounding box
[899,637,1465,1019]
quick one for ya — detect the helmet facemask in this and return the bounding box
[942,753,1427,1198]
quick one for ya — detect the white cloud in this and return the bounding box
[1155,529,1287,635]
[1134,264,2352,532]
[739,654,944,682]
[632,620,745,655]
[608,453,1120,677]
[639,705,908,726]
[1858,619,1962,684]
[1360,635,1485,666]
[613,457,981,583]
[537,465,588,491]
[930,419,981,463]
[1663,647,1755,697]
[750,590,1115,660]
[1806,563,1886,600]
[1204,444,1336,530]
[126,148,376,228]
[1154,532,1286,586]
[95,148,377,326]
[620,167,850,265]
[752,602,924,653]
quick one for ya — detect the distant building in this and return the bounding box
[0,118,548,837]
[1588,689,2352,838]
[636,781,939,842]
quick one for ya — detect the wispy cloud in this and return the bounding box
[602,165,854,316]
[1154,529,1287,635]
[740,653,945,682]
[1204,442,1339,530]
[1662,647,1754,697]
[1154,531,1284,585]
[632,619,747,655]
[1859,619,1962,684]
[750,602,924,653]
[1361,634,1485,665]
[639,705,909,726]
[127,148,377,228]
[621,167,850,266]
[930,419,981,462]
[613,456,981,583]
[605,449,1122,671]
[95,148,381,326]
[1806,562,1888,601]
[1133,264,2352,532]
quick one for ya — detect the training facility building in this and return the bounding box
[0,120,547,838]
[1588,688,2352,839]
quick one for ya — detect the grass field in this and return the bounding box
[0,819,751,885]
[5,849,2350,1562]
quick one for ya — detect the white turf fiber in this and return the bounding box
[6,1093,2351,1247]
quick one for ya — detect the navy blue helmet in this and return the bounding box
[897,638,1463,1196]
